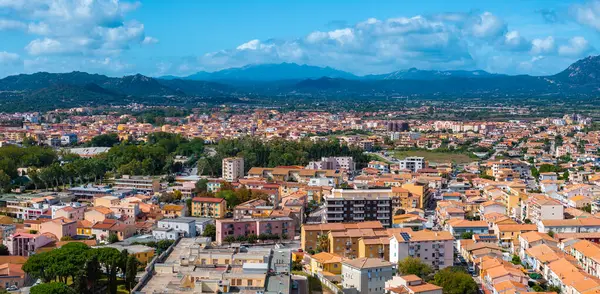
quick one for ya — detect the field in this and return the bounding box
[391,150,475,164]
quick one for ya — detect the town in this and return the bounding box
[0,107,596,294]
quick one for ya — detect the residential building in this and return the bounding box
[222,157,244,182]
[191,197,226,218]
[445,219,489,238]
[154,217,197,239]
[341,258,394,294]
[102,244,155,265]
[539,218,600,234]
[385,275,442,294]
[161,204,186,218]
[309,252,343,275]
[325,189,392,227]
[399,157,425,173]
[113,175,161,193]
[39,217,77,240]
[53,206,85,221]
[300,221,385,253]
[5,233,53,256]
[389,230,454,270]
[215,217,295,245]
[307,156,355,173]
[521,194,563,224]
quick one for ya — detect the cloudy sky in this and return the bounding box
[1,0,600,78]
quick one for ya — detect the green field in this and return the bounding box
[392,150,476,164]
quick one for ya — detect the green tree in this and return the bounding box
[30,282,76,294]
[195,178,208,193]
[108,233,119,244]
[548,230,555,238]
[89,133,120,147]
[460,232,473,239]
[511,254,521,265]
[97,247,125,294]
[125,255,140,291]
[186,198,192,216]
[582,203,592,213]
[60,236,73,241]
[0,171,11,192]
[547,285,561,294]
[0,244,9,256]
[397,257,433,279]
[431,267,478,294]
[202,224,216,241]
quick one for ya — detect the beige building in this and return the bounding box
[222,157,244,182]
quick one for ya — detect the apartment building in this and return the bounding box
[5,233,53,256]
[341,258,394,294]
[113,175,161,193]
[445,219,489,238]
[300,221,384,252]
[215,217,295,245]
[307,156,356,173]
[398,157,425,173]
[68,185,113,201]
[39,217,77,240]
[486,160,530,180]
[222,157,244,182]
[521,194,564,224]
[191,197,226,218]
[389,230,454,270]
[154,217,197,239]
[538,218,600,234]
[247,167,343,185]
[325,189,392,227]
[386,275,442,294]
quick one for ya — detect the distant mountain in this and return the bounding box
[364,68,503,80]
[2,55,600,112]
[163,63,358,81]
[552,55,600,85]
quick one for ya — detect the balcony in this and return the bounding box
[353,203,365,207]
[328,202,343,207]
[377,203,388,207]
[327,215,343,221]
[328,210,344,214]
[354,209,364,214]
[377,215,389,220]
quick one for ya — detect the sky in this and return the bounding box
[1,0,600,78]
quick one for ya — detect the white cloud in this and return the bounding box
[502,31,530,51]
[558,36,594,57]
[571,0,600,31]
[25,38,65,55]
[0,51,20,64]
[0,19,26,30]
[0,0,150,56]
[142,36,159,45]
[531,36,555,55]
[469,12,506,39]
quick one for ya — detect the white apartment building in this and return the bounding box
[389,230,454,270]
[222,157,244,182]
[398,157,425,173]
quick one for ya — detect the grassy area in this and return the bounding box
[392,150,475,164]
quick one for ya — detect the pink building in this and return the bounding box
[215,217,295,245]
[39,217,77,240]
[54,206,85,221]
[5,233,53,256]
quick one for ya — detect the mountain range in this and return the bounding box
[1,55,600,112]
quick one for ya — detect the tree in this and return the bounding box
[89,133,120,147]
[195,178,208,193]
[30,282,76,294]
[224,236,235,244]
[125,255,140,291]
[97,247,125,294]
[431,267,478,294]
[60,236,73,241]
[548,230,555,238]
[397,257,433,279]
[0,171,10,192]
[0,245,9,256]
[524,219,532,224]
[108,233,119,244]
[202,224,216,241]
[185,198,192,216]
[582,203,592,213]
[547,285,562,294]
[460,232,473,239]
[511,254,522,265]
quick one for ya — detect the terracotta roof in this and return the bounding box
[342,257,393,269]
[192,197,224,203]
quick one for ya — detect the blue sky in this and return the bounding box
[0,0,600,78]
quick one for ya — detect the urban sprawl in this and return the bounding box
[0,107,598,294]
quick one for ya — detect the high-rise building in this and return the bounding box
[222,157,244,182]
[325,189,393,227]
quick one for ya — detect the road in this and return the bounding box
[292,275,308,294]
